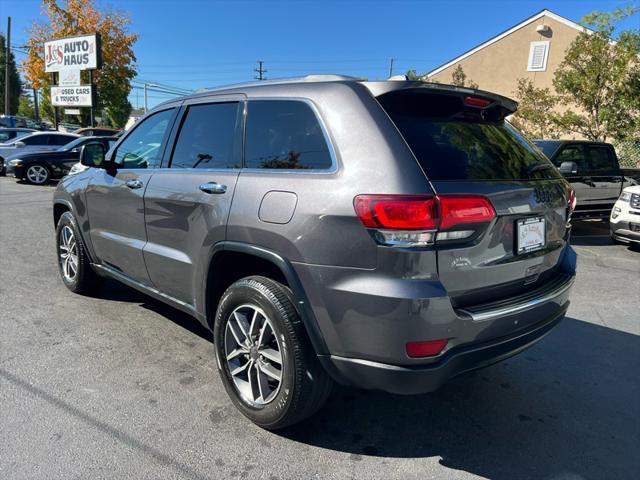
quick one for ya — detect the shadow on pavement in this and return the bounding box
[94,279,213,342]
[278,317,639,479]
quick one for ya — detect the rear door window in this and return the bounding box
[22,135,50,146]
[585,145,618,175]
[245,100,333,170]
[170,102,241,169]
[378,90,561,181]
[50,135,76,146]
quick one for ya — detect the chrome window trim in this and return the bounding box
[458,275,574,322]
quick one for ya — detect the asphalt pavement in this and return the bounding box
[1,177,638,480]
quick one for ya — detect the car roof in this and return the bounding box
[151,74,518,110]
[25,131,79,137]
[75,127,120,132]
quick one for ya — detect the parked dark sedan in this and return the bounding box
[6,136,117,184]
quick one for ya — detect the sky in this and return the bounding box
[2,0,639,110]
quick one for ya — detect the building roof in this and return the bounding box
[426,9,592,77]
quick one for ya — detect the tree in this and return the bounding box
[552,6,640,142]
[451,64,479,89]
[17,93,35,118]
[0,33,22,115]
[405,69,424,81]
[510,78,562,139]
[22,0,138,128]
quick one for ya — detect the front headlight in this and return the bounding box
[8,159,22,166]
[619,191,631,202]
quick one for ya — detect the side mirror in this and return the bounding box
[559,161,578,175]
[14,141,26,148]
[80,142,109,169]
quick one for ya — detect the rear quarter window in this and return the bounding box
[245,100,333,170]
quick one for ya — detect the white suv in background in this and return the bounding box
[610,185,640,246]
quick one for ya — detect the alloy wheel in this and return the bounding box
[59,225,78,282]
[224,304,283,406]
[27,165,48,184]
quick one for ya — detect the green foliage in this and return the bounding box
[17,94,35,118]
[405,69,423,81]
[552,6,640,142]
[451,64,479,89]
[511,78,562,139]
[0,34,22,115]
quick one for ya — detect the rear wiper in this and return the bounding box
[527,162,554,174]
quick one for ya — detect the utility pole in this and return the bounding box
[33,87,39,121]
[388,57,394,78]
[254,60,266,81]
[143,82,157,113]
[4,17,11,115]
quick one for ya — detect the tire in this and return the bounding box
[56,211,103,295]
[25,163,51,185]
[213,275,332,430]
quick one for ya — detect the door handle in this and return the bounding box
[125,179,143,189]
[199,182,227,194]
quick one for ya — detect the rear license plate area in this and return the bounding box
[517,217,546,254]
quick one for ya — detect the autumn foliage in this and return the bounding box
[22,0,138,127]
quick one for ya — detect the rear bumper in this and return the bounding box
[319,304,567,395]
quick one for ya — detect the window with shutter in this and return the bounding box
[527,41,550,71]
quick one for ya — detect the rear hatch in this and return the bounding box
[375,84,572,307]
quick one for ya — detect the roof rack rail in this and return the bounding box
[196,74,362,93]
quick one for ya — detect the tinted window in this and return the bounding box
[245,100,332,170]
[114,109,174,169]
[379,91,561,181]
[170,102,240,169]
[533,140,561,159]
[22,135,50,146]
[555,145,586,172]
[50,135,77,146]
[0,131,15,142]
[586,145,617,174]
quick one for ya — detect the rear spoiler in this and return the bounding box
[363,80,518,116]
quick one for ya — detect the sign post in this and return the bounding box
[44,33,102,128]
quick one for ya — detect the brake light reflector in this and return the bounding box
[354,195,438,230]
[439,195,495,230]
[406,339,448,357]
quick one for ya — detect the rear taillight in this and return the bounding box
[354,194,495,247]
[568,188,576,213]
[439,195,495,230]
[353,195,438,230]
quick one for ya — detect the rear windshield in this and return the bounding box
[378,91,561,181]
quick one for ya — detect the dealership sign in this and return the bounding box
[59,69,81,86]
[51,86,93,107]
[44,34,101,73]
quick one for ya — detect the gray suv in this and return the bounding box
[53,76,577,429]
